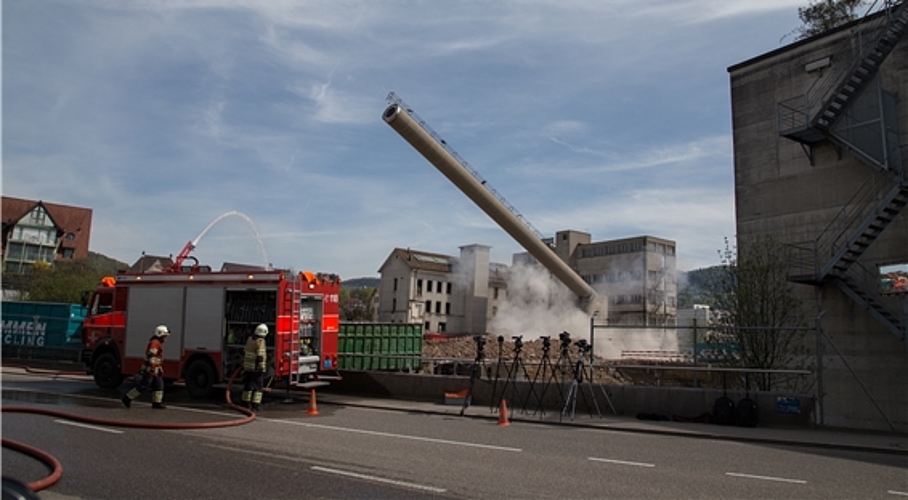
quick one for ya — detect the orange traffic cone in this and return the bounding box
[307,389,320,416]
[497,399,510,426]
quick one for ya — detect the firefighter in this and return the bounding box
[242,323,268,412]
[122,325,170,409]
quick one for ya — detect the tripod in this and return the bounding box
[488,335,506,412]
[525,335,555,417]
[561,339,602,421]
[547,332,574,411]
[497,336,535,415]
[461,335,487,416]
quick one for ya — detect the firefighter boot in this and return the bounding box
[152,391,166,409]
[252,391,263,413]
[122,388,140,408]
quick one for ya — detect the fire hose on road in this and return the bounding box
[1,366,255,492]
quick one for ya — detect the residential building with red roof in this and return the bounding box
[1,196,93,274]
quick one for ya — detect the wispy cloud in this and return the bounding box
[3,0,802,277]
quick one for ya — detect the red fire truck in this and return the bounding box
[81,257,341,397]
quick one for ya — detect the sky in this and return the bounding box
[3,0,810,280]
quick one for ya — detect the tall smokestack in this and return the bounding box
[383,103,596,304]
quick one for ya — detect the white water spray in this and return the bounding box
[192,211,271,270]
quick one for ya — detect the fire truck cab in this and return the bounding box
[82,266,340,397]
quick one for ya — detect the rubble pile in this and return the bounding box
[422,334,628,384]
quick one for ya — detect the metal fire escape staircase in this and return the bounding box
[779,0,908,342]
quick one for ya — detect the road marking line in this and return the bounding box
[726,472,806,484]
[264,418,522,452]
[588,457,655,468]
[311,465,447,493]
[888,490,908,496]
[54,419,123,434]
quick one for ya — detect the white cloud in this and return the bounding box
[3,0,803,278]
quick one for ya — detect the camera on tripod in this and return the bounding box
[473,334,486,348]
[558,331,571,347]
[575,339,592,353]
[511,335,523,351]
[540,336,551,349]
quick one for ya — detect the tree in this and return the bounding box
[340,286,375,322]
[24,260,108,303]
[795,0,866,40]
[7,252,128,304]
[709,236,812,391]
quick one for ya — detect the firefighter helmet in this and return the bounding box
[254,324,269,337]
[154,325,170,338]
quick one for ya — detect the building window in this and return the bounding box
[445,302,451,314]
[425,321,431,332]
[492,306,498,316]
[7,243,23,259]
[417,279,423,295]
[446,282,452,294]
[435,302,441,314]
[393,278,398,291]
[437,281,443,293]
[392,298,397,313]
[27,207,48,225]
[425,300,431,313]
[493,287,499,299]
[63,248,74,259]
[438,322,446,332]
[427,280,433,293]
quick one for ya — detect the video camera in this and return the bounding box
[558,331,571,346]
[511,335,523,352]
[540,335,551,350]
[575,338,592,353]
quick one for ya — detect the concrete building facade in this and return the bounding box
[728,4,907,431]
[376,245,508,335]
[381,230,677,335]
[516,231,677,325]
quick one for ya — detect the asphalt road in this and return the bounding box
[2,369,906,499]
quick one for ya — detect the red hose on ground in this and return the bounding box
[3,364,86,376]
[1,437,63,492]
[2,365,254,492]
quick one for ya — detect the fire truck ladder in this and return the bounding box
[287,280,303,385]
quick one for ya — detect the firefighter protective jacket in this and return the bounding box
[244,337,267,373]
[144,337,165,376]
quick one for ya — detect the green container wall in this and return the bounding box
[337,322,423,372]
[1,301,87,348]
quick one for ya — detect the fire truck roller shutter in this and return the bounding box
[125,287,186,363]
[184,286,226,352]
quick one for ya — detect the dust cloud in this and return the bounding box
[487,262,590,343]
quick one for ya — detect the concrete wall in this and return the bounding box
[728,20,908,431]
[331,371,815,428]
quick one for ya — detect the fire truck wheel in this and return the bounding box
[92,352,123,389]
[185,359,216,398]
